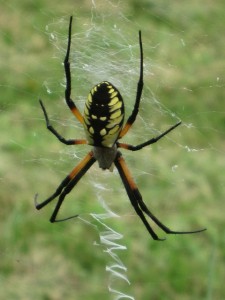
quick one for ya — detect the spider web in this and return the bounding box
[41,6,198,299]
[1,0,224,299]
[33,2,223,299]
[41,6,154,299]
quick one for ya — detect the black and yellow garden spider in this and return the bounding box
[35,16,206,240]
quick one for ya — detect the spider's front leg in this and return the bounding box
[63,16,84,124]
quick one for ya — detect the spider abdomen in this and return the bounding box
[83,81,125,147]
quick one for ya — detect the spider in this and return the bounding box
[35,16,206,240]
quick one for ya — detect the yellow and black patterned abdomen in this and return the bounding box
[83,81,125,147]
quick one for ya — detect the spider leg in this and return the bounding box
[114,152,206,240]
[119,31,143,138]
[39,99,87,145]
[115,152,164,240]
[35,151,96,222]
[64,16,84,124]
[117,121,181,151]
[136,193,206,235]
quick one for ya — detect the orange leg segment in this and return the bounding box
[35,151,96,222]
[114,152,206,240]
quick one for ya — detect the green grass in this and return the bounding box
[1,0,224,299]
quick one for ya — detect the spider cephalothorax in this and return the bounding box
[35,16,206,240]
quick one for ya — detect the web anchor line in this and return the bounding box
[91,195,135,300]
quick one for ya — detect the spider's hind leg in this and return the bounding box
[114,152,163,240]
[137,193,207,236]
[114,152,206,240]
[35,151,96,222]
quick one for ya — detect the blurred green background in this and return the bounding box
[1,0,224,299]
